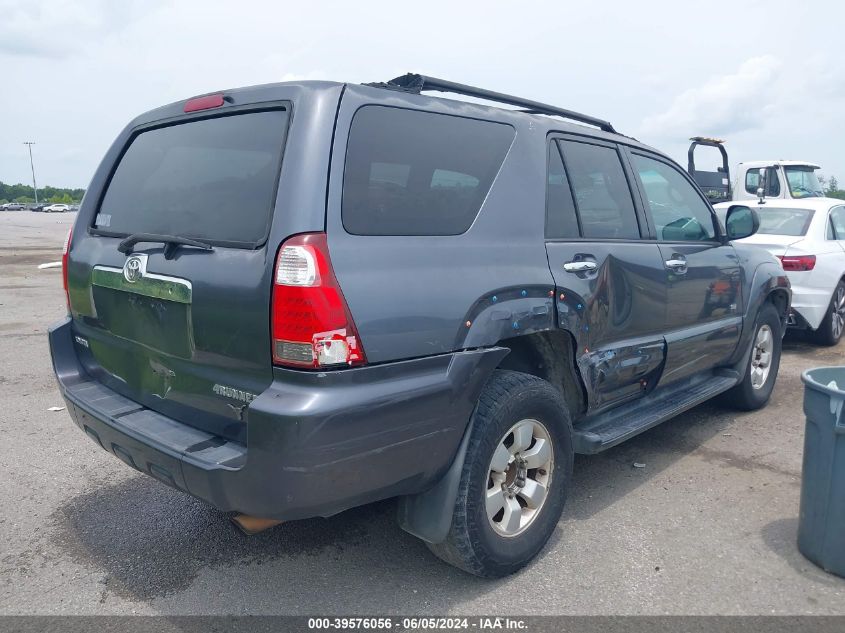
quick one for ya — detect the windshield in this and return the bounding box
[785,166,824,199]
[756,207,815,236]
[96,108,289,247]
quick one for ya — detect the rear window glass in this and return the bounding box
[546,141,579,238]
[756,207,814,236]
[342,106,514,235]
[96,109,289,246]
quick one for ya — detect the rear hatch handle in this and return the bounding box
[117,233,214,259]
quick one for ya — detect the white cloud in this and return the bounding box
[0,0,157,58]
[635,51,845,179]
[2,1,845,187]
[639,56,783,139]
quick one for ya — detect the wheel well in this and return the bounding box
[495,331,587,416]
[767,288,790,320]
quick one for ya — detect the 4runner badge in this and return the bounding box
[123,254,147,283]
[213,383,257,404]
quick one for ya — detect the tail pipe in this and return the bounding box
[230,514,283,535]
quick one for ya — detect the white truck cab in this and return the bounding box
[734,160,824,202]
[687,137,824,203]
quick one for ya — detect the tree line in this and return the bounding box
[0,181,85,205]
[818,175,845,200]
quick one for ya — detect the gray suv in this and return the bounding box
[50,74,790,577]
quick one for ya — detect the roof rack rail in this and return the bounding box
[365,73,617,134]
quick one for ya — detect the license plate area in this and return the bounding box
[91,266,193,357]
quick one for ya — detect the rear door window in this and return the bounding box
[545,141,579,238]
[342,106,514,235]
[96,109,289,247]
[557,140,640,239]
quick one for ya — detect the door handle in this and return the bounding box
[563,260,598,273]
[665,258,687,272]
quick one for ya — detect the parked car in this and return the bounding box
[44,203,70,213]
[715,198,845,345]
[1,202,25,210]
[50,74,790,577]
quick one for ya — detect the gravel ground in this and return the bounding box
[0,210,843,615]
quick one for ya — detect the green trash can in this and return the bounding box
[798,366,845,578]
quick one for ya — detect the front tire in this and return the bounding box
[812,280,845,346]
[725,302,782,411]
[427,370,573,577]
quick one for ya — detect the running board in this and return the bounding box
[572,373,739,454]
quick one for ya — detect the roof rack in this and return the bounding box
[365,73,617,134]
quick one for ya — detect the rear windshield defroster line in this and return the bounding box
[94,108,290,249]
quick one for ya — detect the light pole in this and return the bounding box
[22,142,38,205]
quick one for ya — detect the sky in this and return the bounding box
[1,0,844,190]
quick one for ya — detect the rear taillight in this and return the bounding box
[62,227,73,312]
[271,233,365,369]
[778,254,816,271]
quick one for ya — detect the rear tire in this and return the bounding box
[426,370,573,577]
[811,280,845,346]
[725,302,782,411]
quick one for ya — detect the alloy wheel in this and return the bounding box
[486,418,554,538]
[831,285,845,341]
[750,324,774,390]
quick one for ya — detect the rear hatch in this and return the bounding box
[69,104,291,443]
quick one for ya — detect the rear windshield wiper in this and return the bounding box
[117,233,214,259]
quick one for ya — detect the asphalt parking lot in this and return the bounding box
[1,211,844,616]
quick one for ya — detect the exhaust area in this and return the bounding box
[230,514,283,535]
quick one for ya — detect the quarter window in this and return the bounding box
[557,140,640,239]
[342,106,514,236]
[632,154,716,241]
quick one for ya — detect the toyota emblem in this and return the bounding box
[123,256,143,283]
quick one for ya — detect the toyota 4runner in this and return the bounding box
[50,74,790,577]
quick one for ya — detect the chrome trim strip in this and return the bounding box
[92,265,192,304]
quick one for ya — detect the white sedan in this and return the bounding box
[716,197,845,345]
[44,203,70,213]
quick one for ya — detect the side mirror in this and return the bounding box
[725,205,760,241]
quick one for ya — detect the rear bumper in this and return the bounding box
[788,284,830,330]
[49,318,505,520]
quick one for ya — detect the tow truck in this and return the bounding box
[687,136,824,203]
